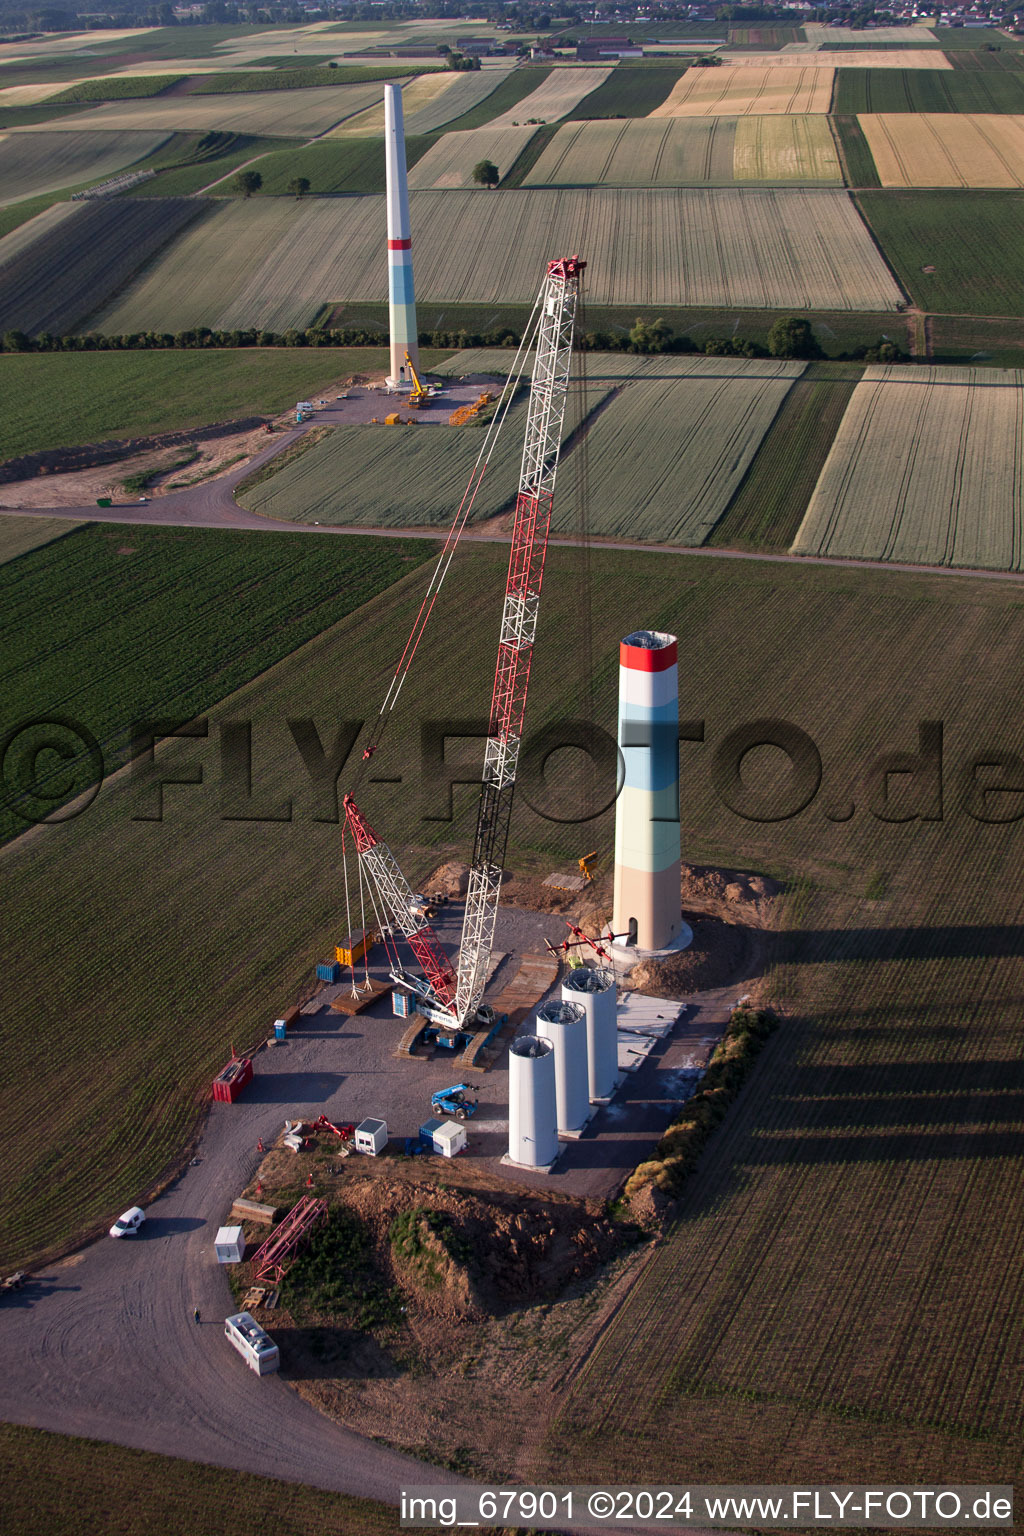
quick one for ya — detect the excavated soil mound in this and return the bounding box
[628,914,752,997]
[339,1172,618,1322]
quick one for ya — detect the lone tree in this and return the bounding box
[287,176,311,199]
[473,158,499,189]
[767,316,823,360]
[233,169,262,198]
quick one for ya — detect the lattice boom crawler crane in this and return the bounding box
[343,256,585,1038]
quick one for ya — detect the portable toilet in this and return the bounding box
[215,1225,246,1263]
[433,1120,467,1159]
[273,1020,287,1042]
[354,1117,388,1156]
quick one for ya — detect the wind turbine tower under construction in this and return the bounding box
[384,82,419,391]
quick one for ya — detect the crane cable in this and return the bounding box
[350,285,547,785]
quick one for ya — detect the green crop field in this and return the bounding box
[0,196,208,336]
[40,81,389,138]
[563,61,689,119]
[47,75,185,104]
[834,66,1024,112]
[930,313,1024,367]
[237,382,612,527]
[126,132,290,196]
[857,188,1024,313]
[551,358,804,543]
[250,135,434,196]
[240,357,802,547]
[0,129,168,206]
[0,515,81,566]
[534,553,1024,1491]
[0,349,423,463]
[791,362,1024,570]
[0,525,440,1264]
[709,361,864,550]
[0,1424,406,1536]
[832,114,883,185]
[96,187,903,337]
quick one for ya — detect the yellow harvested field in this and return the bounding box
[25,83,389,139]
[859,113,1024,188]
[733,115,842,181]
[485,67,614,126]
[95,187,903,335]
[328,73,457,136]
[651,67,835,117]
[0,27,158,62]
[407,125,538,188]
[804,23,938,43]
[0,82,70,107]
[721,49,952,68]
[523,117,738,186]
[792,364,1024,571]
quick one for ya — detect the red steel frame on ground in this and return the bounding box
[248,1196,328,1286]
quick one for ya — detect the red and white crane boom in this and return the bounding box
[343,255,585,1031]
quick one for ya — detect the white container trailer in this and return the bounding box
[433,1120,466,1158]
[214,1225,246,1263]
[354,1117,388,1155]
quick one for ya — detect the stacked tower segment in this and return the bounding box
[612,630,682,952]
[384,82,419,389]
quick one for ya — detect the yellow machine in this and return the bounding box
[404,351,431,410]
[578,851,598,882]
[336,930,375,968]
[384,412,403,426]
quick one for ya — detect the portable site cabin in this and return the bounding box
[354,1118,388,1156]
[432,1120,467,1159]
[214,1226,246,1263]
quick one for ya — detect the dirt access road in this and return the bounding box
[4,405,1024,587]
[0,898,736,1530]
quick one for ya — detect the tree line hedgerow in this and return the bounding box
[1,316,908,363]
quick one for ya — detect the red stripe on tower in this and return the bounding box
[388,238,412,251]
[619,638,678,672]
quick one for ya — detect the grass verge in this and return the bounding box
[0,1423,408,1536]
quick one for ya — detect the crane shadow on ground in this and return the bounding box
[244,1072,344,1104]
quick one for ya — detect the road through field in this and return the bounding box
[6,400,1024,585]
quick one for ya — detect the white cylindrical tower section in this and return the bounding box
[384,82,419,388]
[562,966,617,1102]
[613,629,681,952]
[508,1035,558,1167]
[535,1000,588,1135]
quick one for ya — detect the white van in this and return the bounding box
[223,1312,279,1375]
